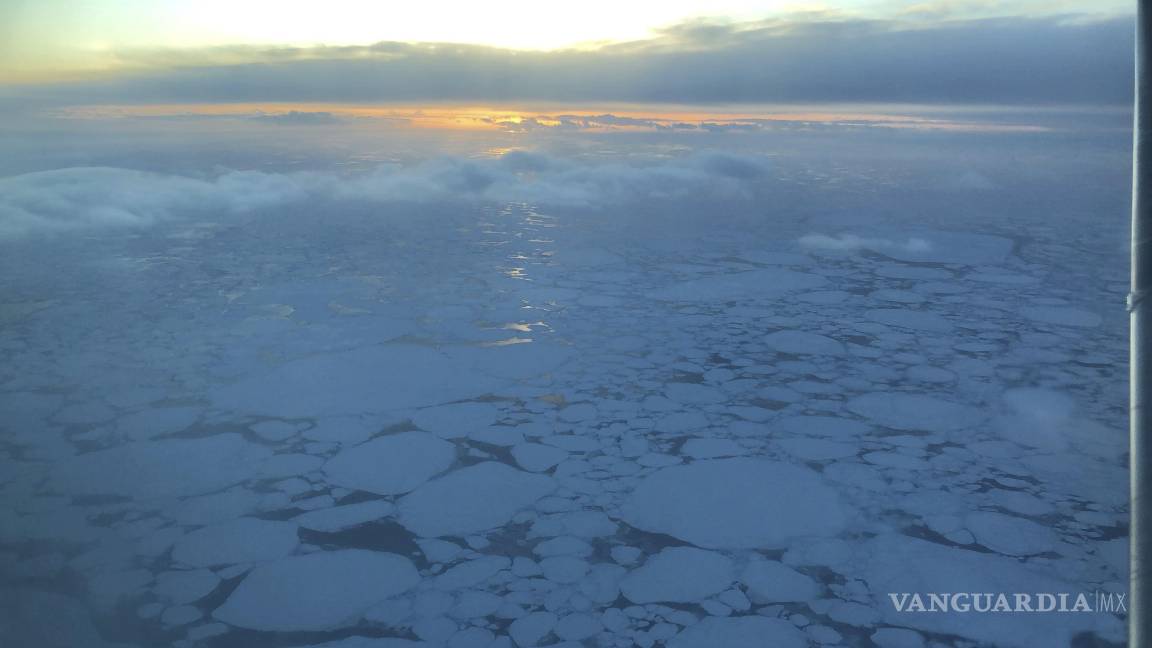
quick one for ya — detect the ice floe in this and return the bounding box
[211,345,508,417]
[668,616,807,648]
[651,269,826,302]
[846,392,982,432]
[293,500,395,532]
[323,431,455,495]
[398,462,556,537]
[1021,305,1103,328]
[763,330,845,355]
[856,535,1124,646]
[213,549,420,631]
[50,434,272,498]
[620,547,734,603]
[620,458,847,548]
[172,517,298,567]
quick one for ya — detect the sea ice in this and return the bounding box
[540,555,589,583]
[668,616,807,648]
[906,365,955,384]
[512,443,569,472]
[210,345,506,417]
[433,556,510,590]
[651,269,826,302]
[740,559,820,603]
[735,250,813,266]
[50,434,272,498]
[857,535,1123,645]
[160,605,201,626]
[619,458,847,549]
[398,462,556,537]
[213,550,420,631]
[870,289,925,304]
[323,432,455,495]
[774,415,871,438]
[172,517,299,568]
[293,500,395,533]
[872,627,927,648]
[303,416,381,445]
[411,402,502,437]
[152,569,221,605]
[865,309,953,333]
[1021,306,1102,328]
[846,393,982,432]
[965,511,1057,556]
[680,438,746,459]
[469,425,524,446]
[258,453,325,479]
[664,382,725,405]
[776,438,858,461]
[509,611,558,647]
[554,612,602,641]
[763,330,845,355]
[250,421,299,442]
[115,406,200,440]
[620,547,734,603]
[874,265,952,280]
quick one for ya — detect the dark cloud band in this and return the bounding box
[1,14,1136,108]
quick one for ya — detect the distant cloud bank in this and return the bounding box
[2,14,1134,109]
[0,151,772,238]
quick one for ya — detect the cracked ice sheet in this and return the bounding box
[209,342,572,417]
[848,535,1126,645]
[0,131,1130,648]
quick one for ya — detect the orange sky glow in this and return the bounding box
[50,102,1055,133]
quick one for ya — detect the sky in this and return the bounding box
[0,0,1136,110]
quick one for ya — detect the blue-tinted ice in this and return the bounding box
[0,127,1131,647]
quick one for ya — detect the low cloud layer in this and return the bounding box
[3,14,1134,109]
[0,151,772,239]
[799,233,933,253]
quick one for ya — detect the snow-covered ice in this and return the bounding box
[846,392,983,432]
[397,462,555,537]
[651,268,826,301]
[740,558,820,603]
[210,346,506,417]
[323,432,455,495]
[763,329,846,355]
[668,616,807,648]
[620,547,734,603]
[50,434,272,498]
[620,458,848,548]
[0,125,1127,648]
[293,500,395,532]
[172,517,299,567]
[212,550,420,631]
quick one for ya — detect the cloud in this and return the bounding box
[798,233,933,253]
[0,167,323,238]
[249,110,343,125]
[0,151,773,239]
[2,14,1134,109]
